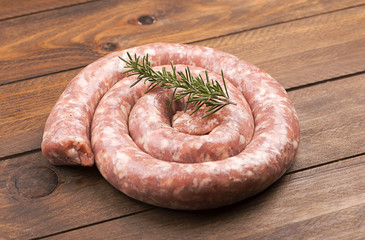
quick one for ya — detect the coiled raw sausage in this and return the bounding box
[42,43,300,209]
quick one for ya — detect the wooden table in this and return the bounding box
[1,0,364,239]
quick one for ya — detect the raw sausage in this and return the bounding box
[128,65,254,163]
[42,43,300,209]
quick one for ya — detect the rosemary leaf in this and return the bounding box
[120,53,236,118]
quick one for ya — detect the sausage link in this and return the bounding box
[42,43,300,209]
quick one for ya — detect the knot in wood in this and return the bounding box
[101,42,118,51]
[7,165,59,200]
[137,15,156,25]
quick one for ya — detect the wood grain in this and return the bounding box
[0,0,95,20]
[289,73,365,171]
[0,69,78,158]
[1,67,365,174]
[1,5,365,160]
[0,0,364,85]
[244,204,365,240]
[199,5,365,88]
[1,74,364,238]
[43,155,365,239]
[0,152,151,239]
[1,1,364,239]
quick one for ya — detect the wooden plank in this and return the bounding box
[1,70,365,172]
[0,0,95,20]
[0,151,151,240]
[243,204,365,240]
[1,74,364,238]
[289,73,365,171]
[0,69,77,158]
[198,5,365,88]
[43,155,365,239]
[0,0,364,85]
[1,5,364,159]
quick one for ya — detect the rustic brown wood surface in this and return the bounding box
[0,0,364,239]
[0,0,95,20]
[2,4,365,158]
[45,156,365,240]
[1,0,365,85]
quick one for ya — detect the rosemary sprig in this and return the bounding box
[119,53,236,118]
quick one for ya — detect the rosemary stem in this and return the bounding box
[120,53,236,118]
[225,98,237,105]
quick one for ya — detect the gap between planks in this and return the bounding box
[190,2,365,47]
[31,152,365,239]
[1,0,365,86]
[1,73,365,239]
[0,0,98,22]
[1,3,364,237]
[36,154,365,240]
[1,4,364,159]
[1,1,365,88]
[30,208,155,240]
[0,69,364,162]
[286,70,365,92]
